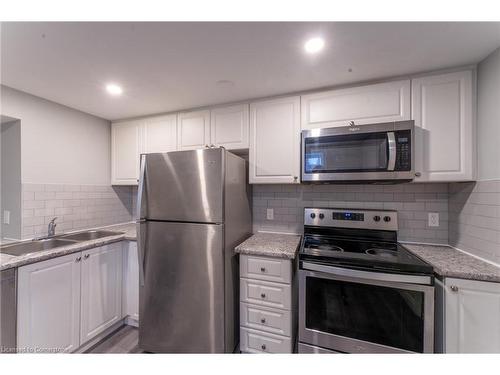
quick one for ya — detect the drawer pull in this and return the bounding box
[261,344,266,351]
[260,267,266,273]
[260,318,266,324]
[260,293,266,299]
[84,254,90,260]
[75,256,82,263]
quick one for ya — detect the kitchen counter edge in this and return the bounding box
[403,243,500,283]
[0,222,137,271]
[235,232,302,260]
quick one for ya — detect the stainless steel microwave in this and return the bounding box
[301,120,415,183]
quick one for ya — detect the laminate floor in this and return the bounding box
[87,325,142,353]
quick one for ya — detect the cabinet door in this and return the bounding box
[111,120,142,185]
[143,114,177,153]
[17,252,81,353]
[249,96,301,184]
[122,241,139,321]
[301,80,411,130]
[80,243,123,344]
[177,110,211,150]
[412,70,474,182]
[445,277,500,353]
[210,104,249,150]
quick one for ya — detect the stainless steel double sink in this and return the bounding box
[0,230,123,257]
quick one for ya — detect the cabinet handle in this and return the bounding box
[210,144,215,148]
[348,120,355,127]
[450,285,458,292]
[75,256,82,262]
[415,172,422,177]
[293,176,298,182]
[260,293,266,299]
[261,344,266,351]
[260,267,266,273]
[84,254,90,260]
[260,318,266,324]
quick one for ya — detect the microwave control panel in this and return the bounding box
[394,130,412,171]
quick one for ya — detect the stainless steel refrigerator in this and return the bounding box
[136,148,252,353]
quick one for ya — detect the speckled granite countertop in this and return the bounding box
[0,222,136,271]
[403,243,500,283]
[235,232,301,260]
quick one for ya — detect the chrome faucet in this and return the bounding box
[47,217,57,237]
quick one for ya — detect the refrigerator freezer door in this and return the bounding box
[141,149,224,223]
[138,221,225,353]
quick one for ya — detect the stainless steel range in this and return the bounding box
[298,208,435,354]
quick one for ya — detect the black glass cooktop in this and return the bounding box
[300,232,433,275]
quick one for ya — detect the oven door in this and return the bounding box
[299,262,434,353]
[301,123,413,182]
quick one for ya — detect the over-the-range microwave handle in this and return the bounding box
[301,262,432,285]
[387,132,396,171]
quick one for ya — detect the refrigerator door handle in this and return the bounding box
[137,154,147,220]
[137,220,146,287]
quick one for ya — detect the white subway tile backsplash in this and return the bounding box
[449,180,500,264]
[21,183,134,239]
[252,183,449,244]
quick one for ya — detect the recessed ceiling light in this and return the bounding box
[105,83,123,96]
[304,37,325,54]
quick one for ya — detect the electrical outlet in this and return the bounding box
[3,210,10,225]
[428,212,439,227]
[266,208,274,220]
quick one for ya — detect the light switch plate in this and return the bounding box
[3,210,10,225]
[266,208,274,220]
[428,212,439,227]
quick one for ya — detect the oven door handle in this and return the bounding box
[387,132,396,171]
[301,262,432,285]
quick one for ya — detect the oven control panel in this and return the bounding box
[304,208,398,231]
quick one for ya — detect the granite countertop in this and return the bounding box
[0,222,137,271]
[403,243,500,283]
[235,232,302,260]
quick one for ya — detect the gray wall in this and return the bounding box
[0,85,111,185]
[253,183,449,244]
[477,47,500,180]
[448,47,500,264]
[1,120,22,240]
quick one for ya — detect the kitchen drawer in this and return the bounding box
[240,278,291,310]
[240,254,292,284]
[240,327,292,353]
[240,302,291,337]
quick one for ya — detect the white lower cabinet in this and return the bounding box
[80,243,123,344]
[122,241,139,322]
[443,277,500,353]
[239,254,296,353]
[17,252,81,353]
[17,243,124,353]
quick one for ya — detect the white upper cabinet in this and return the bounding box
[249,96,301,184]
[17,252,82,353]
[177,109,211,150]
[111,120,142,185]
[80,243,123,344]
[143,114,178,153]
[301,80,411,130]
[210,104,249,150]
[412,70,475,182]
[445,277,500,353]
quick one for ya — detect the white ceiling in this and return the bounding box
[1,22,500,121]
